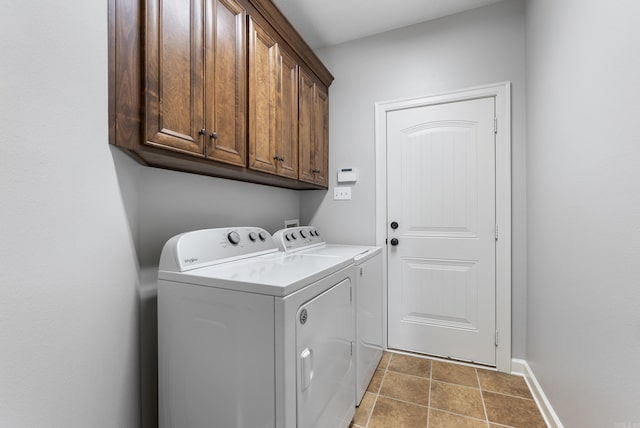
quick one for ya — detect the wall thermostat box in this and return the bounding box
[337,168,357,183]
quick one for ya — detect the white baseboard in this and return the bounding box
[511,359,564,428]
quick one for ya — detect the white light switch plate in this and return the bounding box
[334,186,351,200]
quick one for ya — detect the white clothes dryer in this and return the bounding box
[157,227,356,428]
[272,226,383,405]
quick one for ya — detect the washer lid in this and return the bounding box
[298,244,377,258]
[159,252,353,297]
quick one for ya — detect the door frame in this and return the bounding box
[374,82,512,372]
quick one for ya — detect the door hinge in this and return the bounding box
[350,287,353,303]
[495,331,499,347]
[495,224,499,241]
[494,117,498,134]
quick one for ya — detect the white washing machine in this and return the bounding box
[157,227,356,428]
[272,226,383,405]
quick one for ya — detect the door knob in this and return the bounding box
[390,238,399,246]
[390,221,399,230]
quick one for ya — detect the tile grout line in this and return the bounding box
[364,391,378,428]
[386,369,433,381]
[476,368,491,428]
[482,389,538,401]
[426,359,432,428]
[428,408,496,425]
[363,352,392,428]
[364,365,388,428]
[377,393,430,409]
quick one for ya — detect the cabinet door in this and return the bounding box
[145,0,205,156]
[204,0,246,166]
[313,83,329,187]
[276,48,299,179]
[248,17,277,174]
[298,68,316,184]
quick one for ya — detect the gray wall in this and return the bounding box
[137,167,300,268]
[526,0,640,426]
[0,1,301,427]
[302,0,528,358]
[0,2,140,426]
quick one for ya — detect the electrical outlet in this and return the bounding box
[333,186,351,200]
[284,219,299,228]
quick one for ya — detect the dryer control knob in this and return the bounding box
[300,230,307,238]
[248,232,258,242]
[285,234,291,241]
[258,231,267,241]
[227,231,241,245]
[291,232,298,240]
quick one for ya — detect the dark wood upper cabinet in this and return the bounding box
[248,17,299,179]
[313,83,329,187]
[145,0,206,157]
[109,0,332,190]
[299,67,328,187]
[205,0,247,166]
[145,0,246,165]
[248,17,278,175]
[298,68,315,185]
[276,48,299,180]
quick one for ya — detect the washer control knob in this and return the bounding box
[285,234,291,241]
[248,232,258,242]
[258,231,267,241]
[291,232,297,240]
[315,230,320,237]
[227,231,241,245]
[300,230,307,238]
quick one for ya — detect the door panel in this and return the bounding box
[387,97,496,365]
[400,258,478,329]
[403,122,478,238]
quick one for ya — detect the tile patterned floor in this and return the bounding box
[351,351,547,428]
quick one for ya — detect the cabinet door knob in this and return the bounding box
[280,156,285,161]
[390,238,399,246]
[210,132,218,140]
[198,128,207,136]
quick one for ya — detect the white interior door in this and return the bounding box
[387,97,496,365]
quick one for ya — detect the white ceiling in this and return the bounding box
[272,0,505,49]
